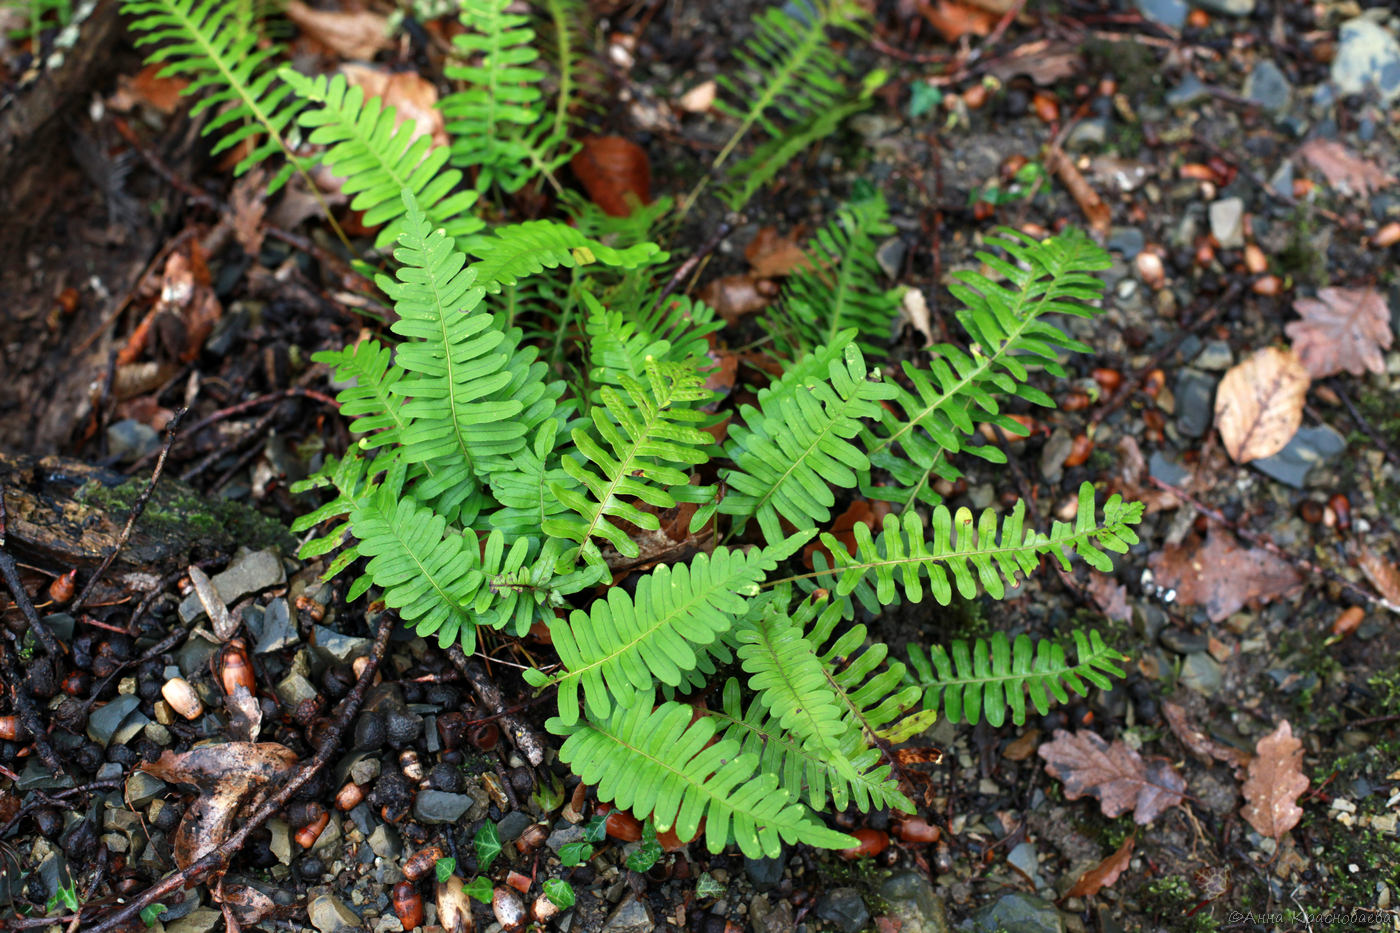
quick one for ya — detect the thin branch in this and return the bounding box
[0,493,63,657]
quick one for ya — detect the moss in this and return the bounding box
[1275,205,1328,287]
[78,478,292,554]
[1139,876,1220,932]
[1083,40,1162,104]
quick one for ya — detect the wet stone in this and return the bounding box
[1166,73,1208,107]
[745,853,786,890]
[602,893,653,933]
[1133,0,1185,29]
[1149,450,1191,487]
[276,673,318,710]
[1106,227,1145,259]
[1209,197,1245,248]
[106,420,160,464]
[125,772,165,809]
[307,893,363,933]
[546,822,584,853]
[1195,0,1254,14]
[87,694,141,747]
[314,625,372,666]
[751,894,796,933]
[1181,652,1224,695]
[254,598,298,654]
[1244,60,1291,113]
[1252,425,1346,488]
[1174,369,1217,438]
[178,549,285,623]
[972,892,1065,933]
[1160,628,1209,655]
[1332,18,1400,103]
[1193,340,1233,371]
[367,824,401,860]
[1040,428,1074,484]
[165,907,224,933]
[880,871,953,933]
[817,888,871,933]
[412,790,475,824]
[496,810,533,843]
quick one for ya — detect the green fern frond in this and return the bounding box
[551,694,856,857]
[528,533,809,726]
[712,0,868,170]
[121,0,307,191]
[720,338,896,542]
[312,339,406,449]
[538,0,603,140]
[906,630,1127,727]
[544,358,717,567]
[468,220,665,293]
[290,449,383,584]
[764,193,899,359]
[280,69,482,250]
[481,419,580,541]
[864,227,1112,508]
[808,484,1144,613]
[584,291,723,394]
[560,190,675,250]
[441,0,571,192]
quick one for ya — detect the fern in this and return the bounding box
[468,220,665,292]
[441,0,571,193]
[906,630,1127,727]
[280,69,482,250]
[720,337,896,543]
[764,193,900,359]
[864,228,1112,508]
[122,0,307,191]
[551,693,856,857]
[538,0,602,142]
[584,292,723,396]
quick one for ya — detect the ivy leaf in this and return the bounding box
[435,857,457,883]
[695,873,726,899]
[140,904,169,928]
[463,877,494,904]
[625,824,663,872]
[582,814,608,844]
[474,822,502,872]
[543,878,576,909]
[558,842,593,867]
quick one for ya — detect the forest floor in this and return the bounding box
[1,1,1399,932]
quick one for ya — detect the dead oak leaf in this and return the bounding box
[142,742,299,869]
[1148,527,1302,623]
[1038,729,1186,824]
[285,0,391,59]
[1240,721,1308,840]
[1066,834,1135,898]
[1297,139,1395,196]
[745,226,811,278]
[1214,346,1309,463]
[1161,700,1252,771]
[1085,573,1132,623]
[1285,287,1393,379]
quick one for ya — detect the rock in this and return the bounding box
[1194,0,1254,15]
[1209,197,1245,248]
[1148,451,1191,487]
[972,892,1065,933]
[367,824,401,860]
[1193,339,1233,371]
[106,420,160,464]
[745,853,786,890]
[816,888,871,933]
[1040,429,1074,484]
[1332,18,1400,103]
[1181,651,1224,694]
[412,791,475,824]
[87,694,141,747]
[307,893,363,932]
[313,625,371,666]
[1007,841,1044,889]
[496,810,533,843]
[751,894,796,933]
[1160,628,1208,654]
[1174,369,1217,438]
[546,822,584,853]
[1106,227,1145,259]
[876,237,907,280]
[276,673,318,710]
[254,598,298,654]
[1268,160,1294,197]
[1064,119,1108,151]
[602,893,653,933]
[1252,425,1346,488]
[125,772,165,808]
[1133,0,1185,29]
[165,907,224,933]
[269,819,293,865]
[880,872,953,933]
[1244,60,1291,113]
[1166,73,1208,107]
[178,549,286,622]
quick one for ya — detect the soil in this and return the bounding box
[1,1,1398,932]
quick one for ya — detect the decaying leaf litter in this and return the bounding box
[2,0,1400,932]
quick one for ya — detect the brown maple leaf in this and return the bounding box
[1285,287,1394,379]
[1214,346,1310,464]
[1240,721,1308,840]
[1297,139,1396,196]
[1148,526,1302,623]
[1037,729,1186,824]
[1066,834,1136,898]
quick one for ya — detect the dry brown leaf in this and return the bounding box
[745,226,812,277]
[1046,146,1111,234]
[899,287,934,348]
[1297,139,1395,196]
[1161,700,1252,770]
[230,172,268,258]
[1066,835,1135,898]
[1357,547,1400,608]
[340,64,449,147]
[1285,287,1393,379]
[918,0,997,41]
[108,62,188,113]
[1037,729,1186,824]
[985,39,1082,86]
[1111,436,1180,513]
[697,274,777,324]
[1240,721,1308,840]
[142,742,299,869]
[1214,346,1309,463]
[571,135,651,217]
[1148,527,1302,623]
[285,0,391,59]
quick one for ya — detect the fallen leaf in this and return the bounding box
[1046,146,1111,234]
[340,64,449,147]
[108,62,188,113]
[142,743,299,869]
[223,686,263,743]
[1161,700,1252,770]
[1240,721,1308,840]
[898,286,933,348]
[1066,835,1135,898]
[985,39,1082,86]
[745,226,812,278]
[285,0,391,59]
[1111,436,1180,514]
[918,0,997,41]
[571,135,651,217]
[1085,573,1132,623]
[697,274,777,324]
[1214,346,1309,463]
[230,172,268,258]
[1285,287,1393,379]
[1038,729,1186,824]
[1148,527,1302,623]
[1357,547,1400,608]
[1297,139,1395,196]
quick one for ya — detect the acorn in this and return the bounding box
[1332,607,1365,638]
[1063,434,1094,468]
[893,817,942,845]
[505,870,531,894]
[0,715,24,741]
[392,881,424,931]
[1243,243,1268,274]
[218,641,255,697]
[295,594,326,623]
[436,875,475,933]
[1251,275,1282,296]
[295,810,330,849]
[839,827,890,860]
[399,749,425,783]
[604,809,643,842]
[514,822,548,855]
[161,677,203,720]
[1328,493,1351,531]
[334,781,366,812]
[47,569,77,604]
[1135,251,1165,289]
[532,893,560,923]
[1091,368,1122,393]
[468,722,499,751]
[403,846,446,882]
[1373,221,1400,248]
[492,887,526,930]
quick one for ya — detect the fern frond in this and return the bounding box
[468,219,665,293]
[280,69,482,250]
[807,484,1144,613]
[543,358,717,567]
[720,338,896,542]
[764,193,900,359]
[584,292,723,394]
[864,227,1112,508]
[122,0,307,191]
[712,0,868,169]
[290,449,383,584]
[560,190,675,250]
[906,630,1127,727]
[441,0,570,192]
[538,0,603,140]
[551,694,856,857]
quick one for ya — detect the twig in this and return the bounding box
[82,607,395,933]
[0,493,63,657]
[1330,380,1400,468]
[0,629,63,774]
[446,646,546,767]
[652,220,732,312]
[71,408,186,613]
